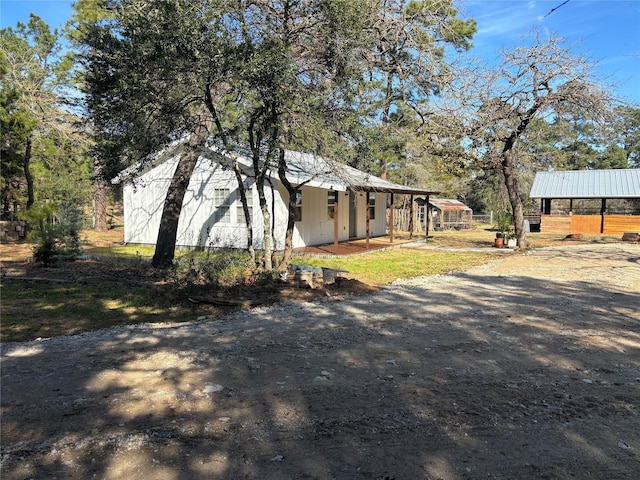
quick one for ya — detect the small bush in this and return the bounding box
[170,250,255,289]
[32,233,59,267]
[23,202,84,266]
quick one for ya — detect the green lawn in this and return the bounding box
[0,282,193,342]
[297,248,500,285]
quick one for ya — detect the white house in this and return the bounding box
[113,138,437,250]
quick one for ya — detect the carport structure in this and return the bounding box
[529,169,640,234]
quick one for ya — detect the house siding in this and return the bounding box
[354,192,387,238]
[123,154,389,250]
[124,154,271,249]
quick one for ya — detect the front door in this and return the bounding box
[349,192,357,238]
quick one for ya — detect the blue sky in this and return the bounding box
[2,0,639,104]
[461,0,640,105]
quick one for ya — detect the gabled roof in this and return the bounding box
[112,137,438,196]
[530,169,640,199]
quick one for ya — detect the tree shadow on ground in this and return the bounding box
[1,253,639,479]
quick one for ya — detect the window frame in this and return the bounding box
[213,188,231,224]
[294,190,303,222]
[236,187,253,225]
[327,190,336,219]
[368,193,376,220]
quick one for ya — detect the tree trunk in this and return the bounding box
[233,161,255,264]
[93,159,109,232]
[500,148,529,248]
[151,110,210,268]
[206,86,255,264]
[277,144,297,271]
[23,136,34,210]
[257,180,272,270]
[251,148,272,270]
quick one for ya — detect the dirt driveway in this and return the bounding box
[1,243,639,479]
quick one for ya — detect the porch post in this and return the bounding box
[365,191,370,249]
[389,192,394,243]
[425,194,430,240]
[409,194,414,239]
[600,198,606,234]
[334,190,339,248]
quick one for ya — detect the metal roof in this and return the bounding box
[283,150,437,195]
[113,136,439,196]
[529,169,640,199]
[428,198,472,211]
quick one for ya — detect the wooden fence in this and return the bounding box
[390,208,426,233]
[541,214,640,234]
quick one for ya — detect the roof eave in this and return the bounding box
[349,185,439,195]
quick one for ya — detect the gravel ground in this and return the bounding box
[1,242,639,479]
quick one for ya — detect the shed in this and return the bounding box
[529,169,640,234]
[428,199,473,230]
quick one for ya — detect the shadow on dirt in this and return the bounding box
[1,254,639,479]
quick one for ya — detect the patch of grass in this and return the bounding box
[426,227,622,249]
[0,282,211,343]
[297,249,501,286]
[83,244,156,259]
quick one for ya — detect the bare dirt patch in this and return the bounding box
[1,242,639,479]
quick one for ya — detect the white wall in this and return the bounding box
[124,155,267,249]
[123,155,390,250]
[353,192,388,238]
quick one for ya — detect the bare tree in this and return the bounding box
[442,30,614,247]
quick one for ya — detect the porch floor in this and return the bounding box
[292,234,418,257]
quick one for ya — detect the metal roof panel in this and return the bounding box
[428,199,472,211]
[113,137,439,196]
[530,169,640,198]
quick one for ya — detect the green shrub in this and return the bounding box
[170,250,255,289]
[23,202,84,266]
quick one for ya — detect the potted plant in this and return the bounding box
[494,214,511,248]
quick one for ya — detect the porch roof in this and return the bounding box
[283,150,438,196]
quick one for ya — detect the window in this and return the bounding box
[237,188,252,225]
[327,191,336,219]
[368,193,376,220]
[294,190,302,222]
[213,188,230,223]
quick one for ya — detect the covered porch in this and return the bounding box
[293,234,418,257]
[319,185,438,255]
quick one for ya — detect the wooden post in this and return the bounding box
[389,192,394,243]
[425,195,430,240]
[333,190,339,249]
[365,191,370,249]
[409,194,414,239]
[600,198,606,233]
